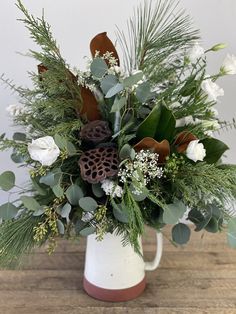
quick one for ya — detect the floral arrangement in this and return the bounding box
[0,0,236,266]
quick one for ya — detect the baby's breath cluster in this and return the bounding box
[118,150,164,189]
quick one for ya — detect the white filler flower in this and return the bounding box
[101,179,123,198]
[28,136,60,166]
[6,104,26,117]
[222,54,236,75]
[187,43,205,63]
[186,140,206,163]
[201,79,224,102]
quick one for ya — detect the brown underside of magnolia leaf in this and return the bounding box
[134,137,170,164]
[37,63,78,83]
[174,131,198,153]
[79,87,101,121]
[90,32,120,66]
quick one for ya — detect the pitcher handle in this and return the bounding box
[144,232,163,271]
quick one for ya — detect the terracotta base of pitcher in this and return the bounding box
[83,276,146,302]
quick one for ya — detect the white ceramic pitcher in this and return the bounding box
[83,231,163,302]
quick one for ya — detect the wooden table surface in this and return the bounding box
[1,227,236,314]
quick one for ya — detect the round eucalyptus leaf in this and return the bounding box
[79,197,98,212]
[92,184,104,198]
[80,226,96,237]
[172,223,191,245]
[90,58,108,78]
[0,203,18,221]
[65,185,84,205]
[0,171,15,191]
[21,196,41,211]
[57,219,65,235]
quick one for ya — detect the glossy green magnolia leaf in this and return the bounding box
[90,58,108,78]
[80,226,96,237]
[13,132,26,141]
[0,171,15,191]
[79,197,98,212]
[227,217,236,248]
[136,104,161,139]
[205,217,219,233]
[57,219,65,235]
[92,183,104,198]
[119,144,135,160]
[163,200,186,224]
[21,196,41,211]
[112,201,129,223]
[111,96,126,112]
[65,184,84,205]
[154,105,176,142]
[123,71,143,88]
[105,83,124,98]
[0,203,18,220]
[201,138,229,164]
[172,223,191,245]
[101,74,118,94]
[136,82,152,103]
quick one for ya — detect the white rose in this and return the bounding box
[222,54,236,75]
[186,140,206,162]
[187,43,205,63]
[201,78,224,102]
[28,136,60,166]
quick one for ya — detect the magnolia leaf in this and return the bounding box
[92,183,104,198]
[112,201,129,223]
[57,219,65,235]
[172,223,191,245]
[201,138,229,164]
[0,171,15,191]
[111,96,126,112]
[90,32,120,65]
[21,196,41,211]
[163,200,186,224]
[123,71,143,88]
[79,197,98,212]
[101,74,118,94]
[0,203,18,220]
[134,138,170,163]
[90,58,108,78]
[136,104,161,139]
[80,226,96,236]
[105,83,123,98]
[13,132,26,141]
[228,218,236,248]
[80,86,101,121]
[65,184,84,205]
[136,82,153,103]
[154,105,176,142]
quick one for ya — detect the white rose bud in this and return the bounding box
[222,54,236,75]
[201,78,224,102]
[28,136,60,166]
[186,140,206,163]
[187,43,205,63]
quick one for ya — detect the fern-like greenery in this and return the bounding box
[117,0,199,81]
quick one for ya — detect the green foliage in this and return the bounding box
[0,203,18,221]
[21,196,41,212]
[0,171,15,191]
[201,138,229,164]
[79,197,98,212]
[0,214,43,268]
[65,184,84,205]
[228,218,236,248]
[163,200,186,224]
[172,223,191,245]
[90,58,108,78]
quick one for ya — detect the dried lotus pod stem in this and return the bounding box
[80,120,112,144]
[79,147,119,184]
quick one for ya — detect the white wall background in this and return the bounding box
[0,0,235,203]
